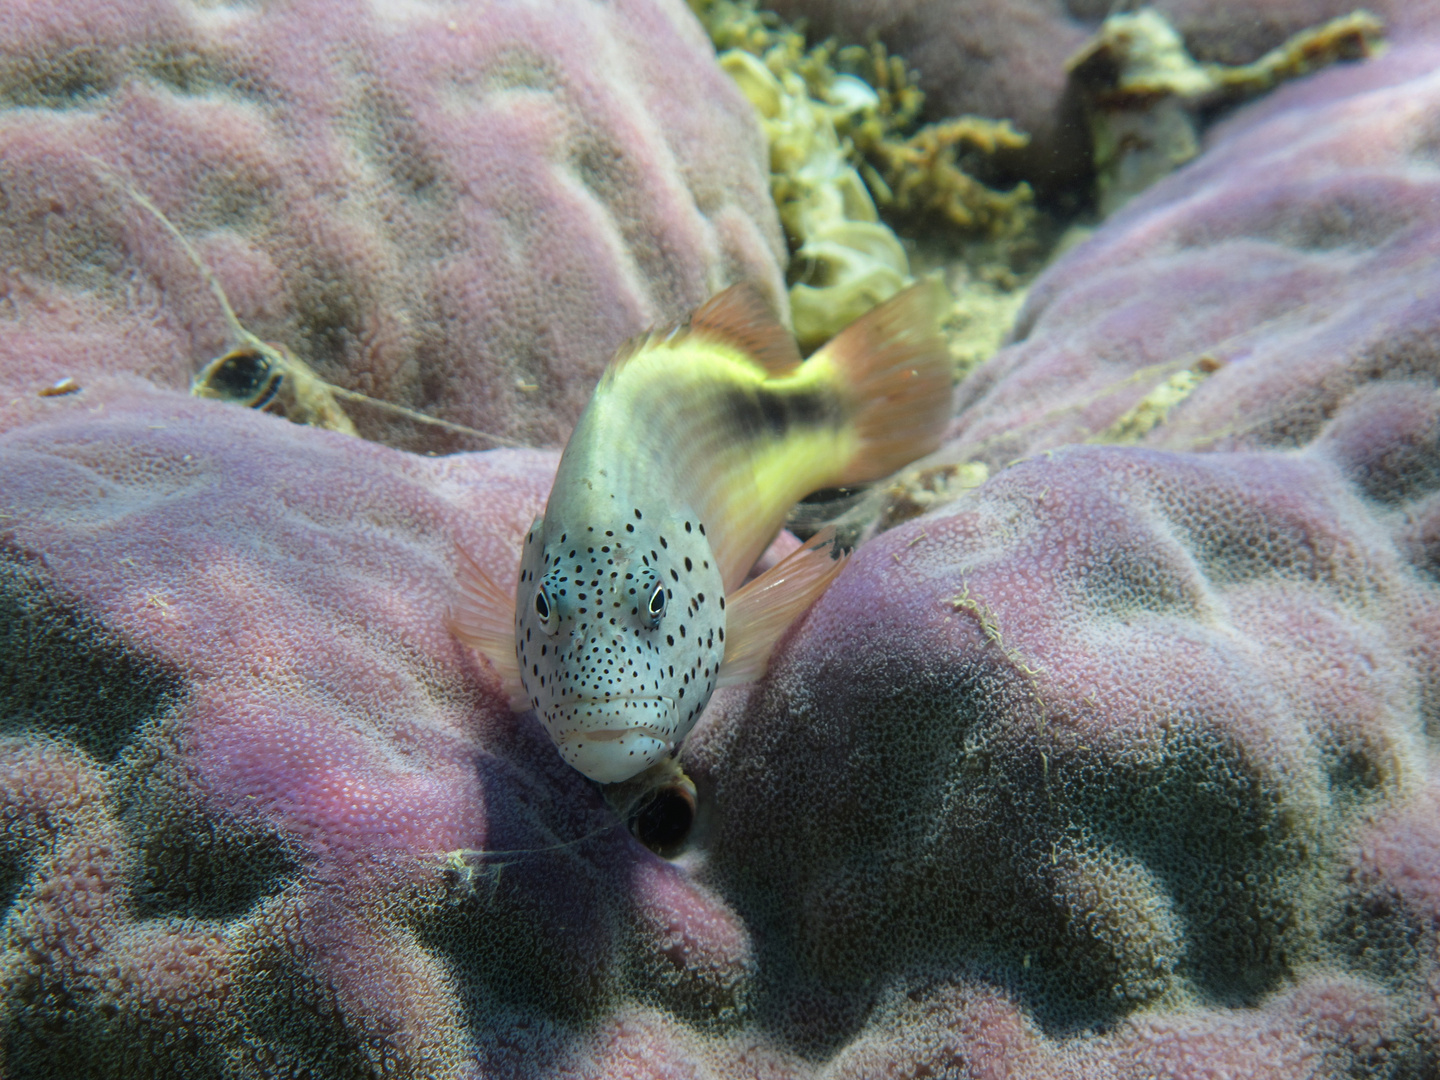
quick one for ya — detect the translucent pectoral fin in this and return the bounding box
[716,527,848,688]
[449,546,527,710]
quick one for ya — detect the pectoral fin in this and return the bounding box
[449,546,527,710]
[716,527,847,688]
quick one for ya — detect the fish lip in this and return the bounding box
[561,696,676,743]
[571,726,672,743]
[572,695,673,705]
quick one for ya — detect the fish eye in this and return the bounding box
[647,581,667,623]
[534,585,560,635]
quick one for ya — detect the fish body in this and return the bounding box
[454,282,952,783]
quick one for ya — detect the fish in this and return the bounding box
[451,281,953,784]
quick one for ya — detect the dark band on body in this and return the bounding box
[719,385,841,442]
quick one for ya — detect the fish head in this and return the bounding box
[515,514,727,784]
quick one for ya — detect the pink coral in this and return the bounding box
[3,13,1440,1080]
[0,0,785,452]
[0,388,761,1076]
[940,40,1440,476]
[689,433,1439,1073]
[688,35,1440,1076]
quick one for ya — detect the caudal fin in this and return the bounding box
[814,280,953,485]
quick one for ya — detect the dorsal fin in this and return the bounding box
[600,331,655,380]
[600,284,801,381]
[688,283,803,376]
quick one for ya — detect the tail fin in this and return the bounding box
[814,280,953,485]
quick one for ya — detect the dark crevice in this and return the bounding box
[0,549,185,763]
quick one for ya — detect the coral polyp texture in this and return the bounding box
[689,437,1439,1073]
[936,41,1440,477]
[0,0,786,452]
[3,11,1440,1080]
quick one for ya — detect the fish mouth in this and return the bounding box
[579,725,669,742]
[554,707,676,784]
[566,696,675,741]
[573,696,672,703]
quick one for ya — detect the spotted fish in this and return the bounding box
[452,282,952,783]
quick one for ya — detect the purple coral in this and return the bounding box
[945,40,1440,474]
[2,7,1440,1080]
[0,0,785,452]
[0,390,760,1075]
[690,435,1439,1072]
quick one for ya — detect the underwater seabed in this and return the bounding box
[0,0,1439,1076]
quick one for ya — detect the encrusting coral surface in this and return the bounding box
[2,1,1440,1079]
[0,0,785,454]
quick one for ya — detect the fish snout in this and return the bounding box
[553,696,677,783]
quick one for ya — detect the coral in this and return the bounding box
[850,113,1033,235]
[0,388,759,1077]
[1068,8,1383,213]
[690,429,1440,1073]
[720,47,910,350]
[888,39,1440,521]
[765,0,1440,192]
[764,0,1097,190]
[0,0,786,453]
[684,37,1440,1074]
[693,1,914,350]
[3,10,1440,1080]
[824,39,1034,241]
[694,0,1033,350]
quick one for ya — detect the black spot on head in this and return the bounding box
[684,557,692,572]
